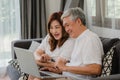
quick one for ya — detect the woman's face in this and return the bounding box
[50,20,62,40]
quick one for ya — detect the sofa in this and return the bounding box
[7,37,120,80]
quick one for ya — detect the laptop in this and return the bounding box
[14,47,66,79]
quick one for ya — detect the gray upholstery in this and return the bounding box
[91,74,120,80]
[112,41,120,74]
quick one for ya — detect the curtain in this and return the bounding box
[0,0,20,78]
[60,0,67,11]
[84,0,120,38]
[20,0,47,39]
[63,0,84,11]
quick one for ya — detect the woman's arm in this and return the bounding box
[36,60,55,67]
[35,49,51,62]
[33,49,44,60]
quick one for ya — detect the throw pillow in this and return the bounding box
[29,41,40,52]
[19,73,29,80]
[8,59,21,74]
[100,46,115,77]
[8,60,28,80]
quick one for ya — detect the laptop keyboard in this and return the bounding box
[39,72,50,76]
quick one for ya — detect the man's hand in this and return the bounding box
[55,58,67,71]
[40,67,62,74]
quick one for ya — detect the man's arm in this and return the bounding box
[56,59,101,76]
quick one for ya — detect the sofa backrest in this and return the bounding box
[11,38,43,59]
[111,40,120,74]
[100,37,119,54]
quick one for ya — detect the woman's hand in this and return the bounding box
[39,54,51,63]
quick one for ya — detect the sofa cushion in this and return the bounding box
[100,46,115,77]
[8,59,21,74]
[111,40,120,74]
[8,59,29,80]
[100,37,119,54]
[29,41,40,52]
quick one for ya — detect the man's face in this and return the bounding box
[63,16,80,38]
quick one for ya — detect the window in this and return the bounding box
[105,0,120,18]
[90,0,120,29]
[0,0,20,67]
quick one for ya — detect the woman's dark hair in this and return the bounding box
[48,11,69,51]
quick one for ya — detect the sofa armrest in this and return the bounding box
[11,38,43,59]
[91,74,120,80]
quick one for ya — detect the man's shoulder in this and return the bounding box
[63,38,75,46]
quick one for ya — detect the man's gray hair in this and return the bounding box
[61,7,86,25]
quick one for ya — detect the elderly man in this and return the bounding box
[55,7,104,80]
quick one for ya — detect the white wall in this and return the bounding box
[45,0,61,22]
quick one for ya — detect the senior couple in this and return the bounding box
[27,7,104,80]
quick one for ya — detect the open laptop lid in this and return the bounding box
[14,47,41,78]
[14,47,66,79]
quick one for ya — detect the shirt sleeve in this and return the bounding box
[37,34,49,51]
[34,35,49,60]
[82,36,104,65]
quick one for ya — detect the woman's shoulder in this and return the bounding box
[41,34,50,45]
[43,34,50,41]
